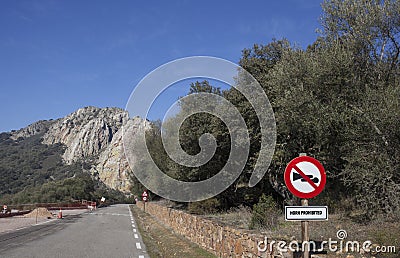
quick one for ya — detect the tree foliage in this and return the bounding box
[0,132,127,205]
[0,132,75,196]
[0,173,127,205]
[130,0,399,218]
[245,0,399,216]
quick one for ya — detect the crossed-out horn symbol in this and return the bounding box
[293,172,319,184]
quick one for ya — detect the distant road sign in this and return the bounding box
[284,156,326,199]
[285,206,328,221]
[142,190,149,202]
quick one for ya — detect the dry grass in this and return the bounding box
[206,208,399,258]
[130,205,216,258]
[203,205,252,229]
[136,200,398,257]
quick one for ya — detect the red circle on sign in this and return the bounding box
[284,156,326,199]
[142,196,148,202]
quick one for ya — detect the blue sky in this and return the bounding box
[0,0,323,132]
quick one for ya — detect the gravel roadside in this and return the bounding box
[0,209,88,234]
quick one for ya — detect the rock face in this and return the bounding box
[43,106,129,164]
[11,120,54,140]
[11,106,150,194]
[91,118,151,193]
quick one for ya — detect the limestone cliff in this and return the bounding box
[42,106,128,164]
[91,118,151,193]
[10,106,149,194]
[11,120,54,140]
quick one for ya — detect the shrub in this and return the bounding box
[188,198,220,215]
[249,194,280,230]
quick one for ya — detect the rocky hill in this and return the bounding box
[9,106,149,194]
[10,119,54,140]
[42,106,128,163]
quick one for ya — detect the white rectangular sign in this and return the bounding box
[285,206,328,221]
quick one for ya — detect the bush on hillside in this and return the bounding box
[249,194,281,230]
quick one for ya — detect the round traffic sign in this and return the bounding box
[142,196,148,202]
[284,156,326,199]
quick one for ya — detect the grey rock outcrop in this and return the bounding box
[12,106,151,194]
[32,107,150,193]
[43,106,128,164]
[91,118,151,193]
[11,120,54,140]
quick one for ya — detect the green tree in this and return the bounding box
[249,194,280,230]
[236,0,399,217]
[320,0,400,216]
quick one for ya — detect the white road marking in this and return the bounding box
[139,256,144,258]
[129,206,144,253]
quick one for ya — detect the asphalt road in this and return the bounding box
[0,204,148,258]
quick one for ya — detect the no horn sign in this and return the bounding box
[284,156,326,199]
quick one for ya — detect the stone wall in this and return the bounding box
[136,201,284,258]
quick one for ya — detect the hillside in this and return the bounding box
[0,106,149,203]
[0,131,69,195]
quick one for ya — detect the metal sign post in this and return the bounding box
[299,153,308,258]
[301,199,309,258]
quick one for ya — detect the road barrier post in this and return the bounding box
[35,205,38,224]
[58,208,63,219]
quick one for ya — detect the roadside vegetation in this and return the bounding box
[0,0,398,245]
[0,173,127,205]
[132,0,400,224]
[0,132,127,205]
[130,205,216,258]
[204,206,399,258]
